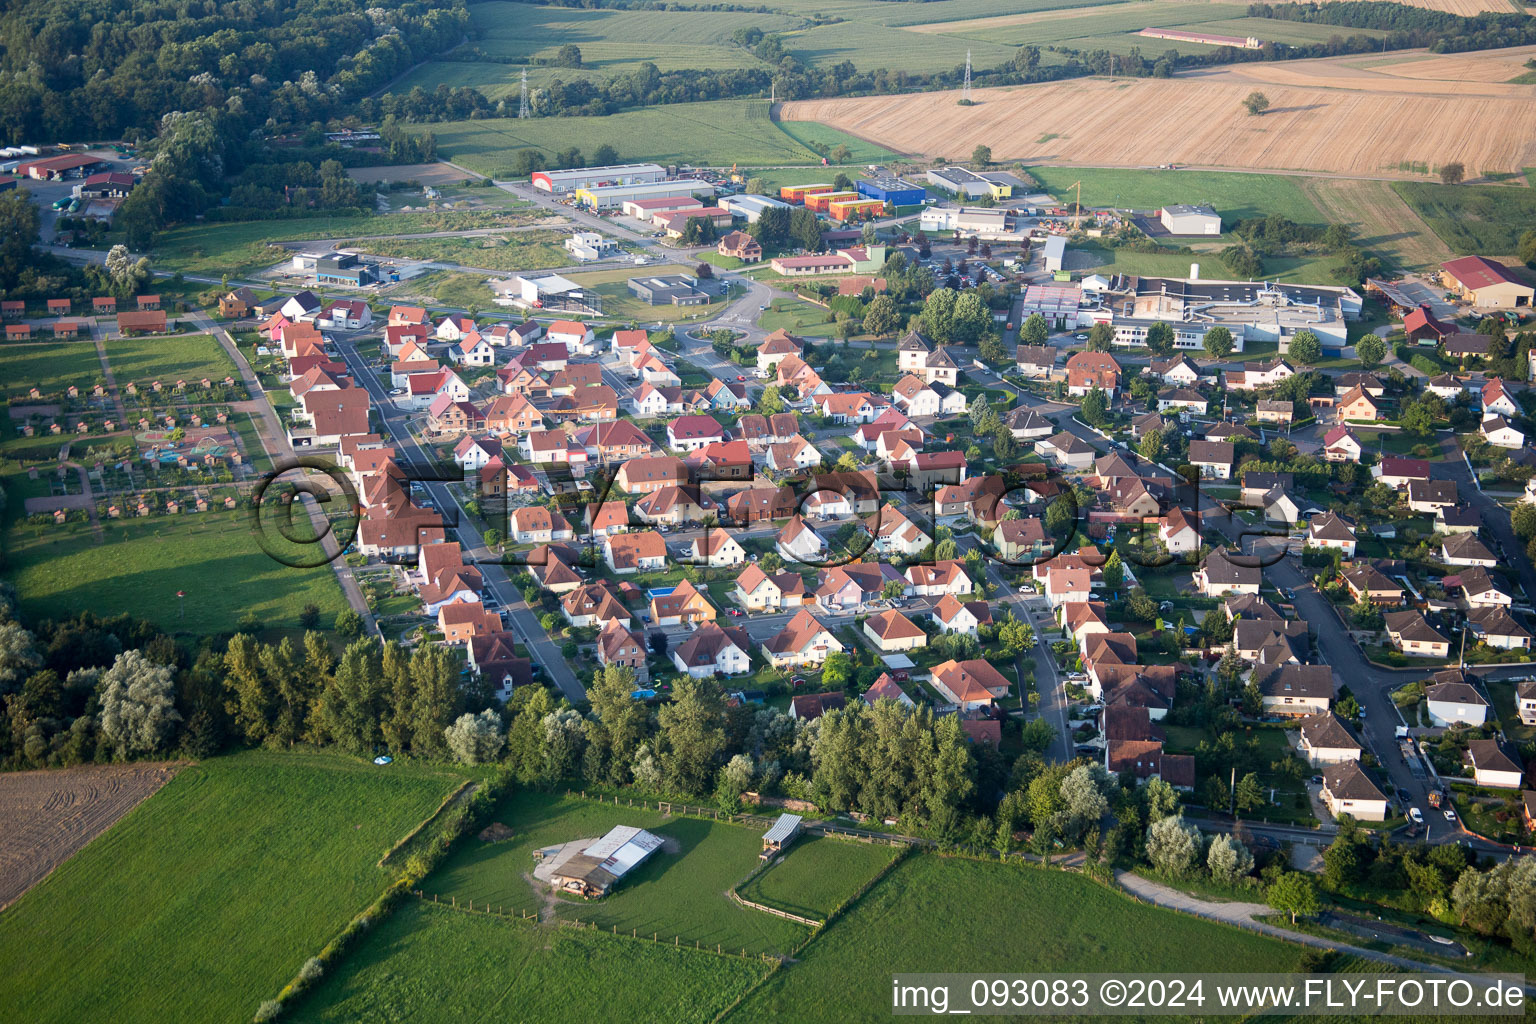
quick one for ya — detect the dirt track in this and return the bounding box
[781,47,1536,177]
[0,763,181,909]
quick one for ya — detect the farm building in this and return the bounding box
[926,166,995,199]
[17,153,104,180]
[827,198,886,222]
[761,813,803,858]
[628,274,710,306]
[779,183,833,203]
[532,163,665,193]
[1440,256,1533,308]
[857,176,925,206]
[719,193,790,222]
[805,190,860,213]
[1139,27,1260,48]
[538,825,665,897]
[1041,235,1067,274]
[1159,204,1221,236]
[575,179,714,210]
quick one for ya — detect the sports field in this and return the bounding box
[782,47,1536,177]
[287,901,773,1024]
[0,751,466,1024]
[725,853,1303,1020]
[0,342,105,401]
[423,100,896,175]
[104,334,239,388]
[4,511,349,634]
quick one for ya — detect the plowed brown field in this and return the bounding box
[783,49,1536,176]
[0,762,180,908]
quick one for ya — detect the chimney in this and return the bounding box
[1190,263,1200,280]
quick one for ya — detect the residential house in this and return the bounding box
[1298,712,1363,766]
[1464,739,1524,789]
[546,319,595,354]
[1321,762,1389,821]
[933,594,991,637]
[1373,457,1431,490]
[1441,534,1497,567]
[633,484,713,526]
[1321,425,1363,463]
[1468,606,1532,650]
[453,434,502,472]
[863,610,927,652]
[562,583,631,630]
[483,394,545,436]
[777,515,827,563]
[650,579,717,628]
[863,674,915,709]
[1255,664,1334,716]
[1005,407,1054,440]
[1337,385,1380,421]
[1482,415,1525,449]
[815,563,903,611]
[666,415,725,452]
[583,500,630,539]
[1406,479,1457,514]
[1307,512,1357,558]
[439,603,502,646]
[688,528,747,567]
[511,506,574,545]
[616,456,690,495]
[1156,387,1208,415]
[1227,358,1293,390]
[994,518,1048,563]
[597,621,649,683]
[1149,355,1202,386]
[766,609,844,668]
[1340,564,1403,606]
[904,559,972,597]
[1256,399,1294,425]
[930,659,1011,710]
[672,624,751,678]
[790,692,848,721]
[1187,440,1233,480]
[733,565,808,612]
[756,330,804,372]
[1426,677,1490,727]
[1482,378,1520,418]
[1158,508,1200,556]
[1195,550,1262,597]
[1015,345,1057,379]
[717,230,762,262]
[603,530,667,574]
[1383,610,1450,657]
[1035,431,1096,471]
[767,435,822,473]
[1064,351,1121,397]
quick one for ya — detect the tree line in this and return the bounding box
[1245,1,1536,52]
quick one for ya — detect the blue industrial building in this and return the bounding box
[856,176,925,207]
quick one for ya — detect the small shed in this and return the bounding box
[761,813,803,858]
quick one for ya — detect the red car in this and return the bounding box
[736,374,746,382]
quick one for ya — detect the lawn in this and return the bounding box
[1028,166,1326,227]
[338,230,571,274]
[105,334,239,388]
[1392,180,1536,257]
[736,834,901,919]
[4,511,349,634]
[726,852,1303,1020]
[0,750,467,1024]
[0,342,104,401]
[423,101,837,175]
[757,297,837,337]
[287,901,772,1024]
[140,209,537,276]
[1069,244,1351,287]
[424,790,810,954]
[784,21,1017,75]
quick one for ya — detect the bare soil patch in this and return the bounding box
[0,762,181,909]
[346,162,483,185]
[478,821,515,842]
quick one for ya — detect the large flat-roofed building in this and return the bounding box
[538,825,665,897]
[315,253,374,286]
[629,274,710,305]
[511,273,582,304]
[918,206,1023,240]
[720,193,791,223]
[1097,273,1362,352]
[926,166,995,199]
[977,170,1028,196]
[1042,235,1067,274]
[1159,204,1222,236]
[532,163,666,193]
[1018,284,1084,329]
[575,179,714,210]
[857,176,926,207]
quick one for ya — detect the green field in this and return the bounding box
[0,751,466,1024]
[1393,180,1536,257]
[4,511,349,633]
[424,100,896,174]
[952,2,1247,44]
[105,334,239,388]
[1028,166,1326,226]
[727,853,1303,1019]
[783,22,1016,74]
[756,297,838,337]
[339,230,571,274]
[412,270,497,310]
[424,791,810,954]
[0,342,104,400]
[288,901,773,1024]
[737,835,901,919]
[143,209,540,276]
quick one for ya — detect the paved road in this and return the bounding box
[188,311,380,635]
[334,338,587,702]
[1434,433,1536,607]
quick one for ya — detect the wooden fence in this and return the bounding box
[728,891,823,928]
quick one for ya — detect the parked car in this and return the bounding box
[1409,807,1424,824]
[1443,808,1457,822]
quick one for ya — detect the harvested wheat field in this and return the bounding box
[783,50,1536,176]
[1297,177,1447,271]
[1390,0,1523,14]
[0,762,180,908]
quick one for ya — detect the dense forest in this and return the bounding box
[0,0,469,144]
[1246,1,1536,51]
